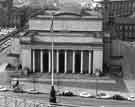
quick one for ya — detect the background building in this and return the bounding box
[103,0,135,78]
[114,17,135,41]
[0,0,13,27]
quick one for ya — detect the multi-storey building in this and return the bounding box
[104,0,134,31]
[103,0,135,78]
[0,0,13,27]
[104,0,134,19]
[8,7,29,28]
[19,11,103,74]
[114,17,135,41]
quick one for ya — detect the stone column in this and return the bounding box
[72,51,75,73]
[80,51,84,74]
[64,50,67,73]
[40,50,43,73]
[33,50,35,72]
[56,50,59,73]
[48,50,51,73]
[88,51,92,74]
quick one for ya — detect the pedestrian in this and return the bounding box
[13,80,19,88]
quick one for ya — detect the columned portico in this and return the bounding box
[31,49,103,74]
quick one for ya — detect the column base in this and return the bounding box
[80,72,84,74]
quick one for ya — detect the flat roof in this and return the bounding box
[32,10,103,20]
[34,14,102,20]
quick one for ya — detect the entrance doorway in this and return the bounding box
[59,51,64,73]
[75,51,81,73]
[35,50,40,72]
[43,50,48,73]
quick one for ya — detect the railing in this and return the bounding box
[0,38,12,53]
[0,28,19,54]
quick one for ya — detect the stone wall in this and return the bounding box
[20,49,31,70]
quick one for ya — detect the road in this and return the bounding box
[0,91,135,107]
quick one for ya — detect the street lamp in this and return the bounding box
[49,14,56,103]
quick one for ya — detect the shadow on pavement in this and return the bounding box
[55,78,128,92]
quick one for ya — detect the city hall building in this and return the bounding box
[20,11,103,74]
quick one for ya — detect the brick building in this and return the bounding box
[0,0,13,27]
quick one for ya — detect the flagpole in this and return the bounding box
[49,15,56,103]
[51,40,54,86]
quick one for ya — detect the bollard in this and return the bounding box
[95,69,100,97]
[14,99,18,107]
[23,99,26,107]
[4,95,8,107]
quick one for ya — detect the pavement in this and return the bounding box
[1,65,135,106]
[10,73,135,97]
[1,73,134,107]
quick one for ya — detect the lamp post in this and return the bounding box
[49,15,56,103]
